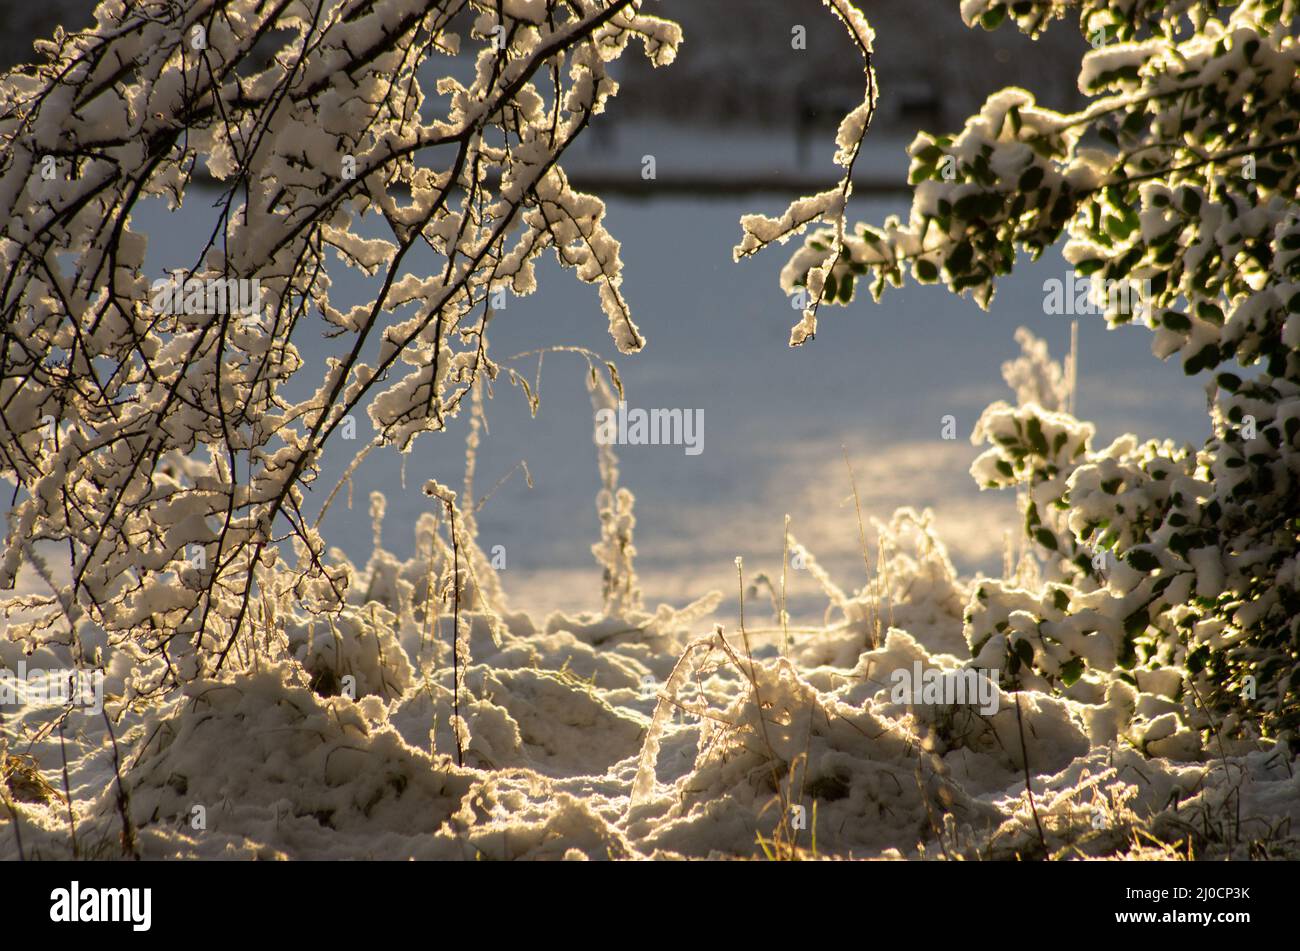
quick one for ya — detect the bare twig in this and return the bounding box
[101,708,139,860]
[1013,693,1047,854]
[58,718,78,858]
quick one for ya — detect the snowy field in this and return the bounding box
[4,481,1297,860]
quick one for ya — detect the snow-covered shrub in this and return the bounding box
[964,338,1296,741]
[733,0,1300,743]
[0,0,682,688]
[782,507,970,666]
[288,603,414,700]
[752,0,1300,742]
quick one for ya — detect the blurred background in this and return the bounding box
[2,2,1210,627]
[0,0,1090,133]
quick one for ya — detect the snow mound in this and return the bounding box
[3,382,1298,861]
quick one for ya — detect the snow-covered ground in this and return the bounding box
[5,481,1297,860]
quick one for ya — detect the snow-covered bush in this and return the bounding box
[757,0,1300,739]
[0,0,681,688]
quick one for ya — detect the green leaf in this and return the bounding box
[914,143,944,164]
[1059,657,1085,686]
[1196,300,1225,325]
[954,194,983,219]
[1018,166,1044,191]
[1014,638,1035,667]
[1183,343,1220,375]
[947,241,974,274]
[1127,549,1160,572]
[1026,416,1049,456]
[1123,607,1149,637]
